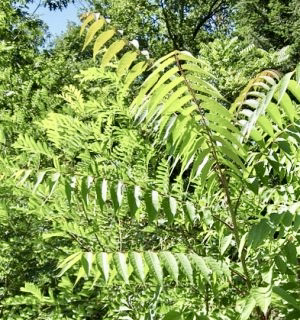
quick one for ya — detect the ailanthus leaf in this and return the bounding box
[183,201,197,223]
[117,51,138,77]
[220,234,233,256]
[81,252,93,277]
[145,190,160,222]
[162,196,177,223]
[114,252,129,284]
[273,286,300,310]
[175,253,193,284]
[144,251,163,285]
[240,296,256,320]
[80,13,95,36]
[57,252,82,277]
[159,251,179,283]
[129,251,146,283]
[189,254,211,282]
[111,181,123,211]
[267,102,283,128]
[97,252,110,283]
[21,283,43,301]
[101,39,127,68]
[93,29,116,59]
[83,18,105,50]
[277,71,294,105]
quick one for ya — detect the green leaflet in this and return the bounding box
[267,102,283,128]
[189,83,224,100]
[274,91,296,122]
[147,77,185,112]
[220,234,233,256]
[168,114,190,150]
[57,252,82,277]
[127,185,141,217]
[101,39,127,68]
[74,266,86,287]
[257,115,274,137]
[129,252,146,283]
[181,63,211,77]
[124,61,148,91]
[199,158,214,184]
[114,252,129,284]
[163,310,182,320]
[183,201,197,223]
[83,18,105,50]
[251,286,272,316]
[81,252,93,277]
[247,219,273,249]
[277,71,295,105]
[161,114,177,140]
[80,13,95,36]
[273,286,300,310]
[206,113,240,135]
[95,178,108,210]
[93,29,116,59]
[110,181,123,211]
[65,176,76,205]
[144,252,163,285]
[187,74,221,95]
[181,139,203,175]
[219,145,245,169]
[162,86,189,113]
[162,196,177,223]
[150,93,192,122]
[296,63,300,84]
[21,283,43,301]
[152,51,177,67]
[32,171,46,193]
[208,123,243,149]
[175,253,194,284]
[49,172,60,198]
[97,252,110,283]
[238,233,248,259]
[81,176,93,206]
[201,99,233,119]
[159,251,179,283]
[145,190,160,222]
[288,80,300,101]
[132,57,176,107]
[189,254,211,282]
[205,257,230,279]
[14,134,54,157]
[190,149,210,180]
[177,51,207,65]
[240,296,256,320]
[283,242,297,265]
[150,66,180,93]
[117,51,138,77]
[249,128,264,143]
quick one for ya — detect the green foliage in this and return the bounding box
[234,0,300,69]
[1,6,300,320]
[88,0,236,57]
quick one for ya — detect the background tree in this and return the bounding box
[84,0,236,57]
[234,0,300,69]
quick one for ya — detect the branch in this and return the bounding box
[159,0,180,50]
[192,0,225,40]
[31,0,42,15]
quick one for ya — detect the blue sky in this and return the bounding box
[26,1,89,36]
